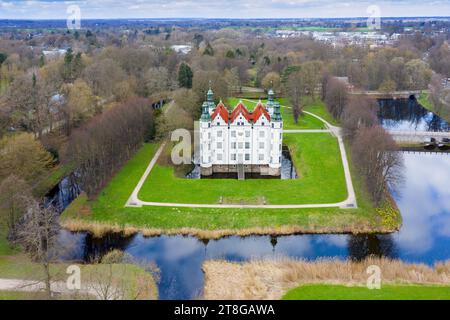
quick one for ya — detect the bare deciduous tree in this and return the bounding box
[285,71,304,124]
[351,126,403,205]
[65,98,154,198]
[15,201,61,299]
[85,250,159,300]
[325,77,349,120]
[342,96,378,139]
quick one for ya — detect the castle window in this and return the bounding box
[217,142,222,149]
[231,154,236,161]
[245,154,250,161]
[259,131,265,138]
[259,142,265,149]
[261,122,265,126]
[245,142,250,149]
[272,123,274,128]
[231,142,236,149]
[245,131,250,137]
[259,154,264,161]
[231,131,236,137]
[217,131,222,137]
[238,142,243,149]
[217,153,223,161]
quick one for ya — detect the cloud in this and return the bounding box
[1,0,450,19]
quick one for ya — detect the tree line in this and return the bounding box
[64,98,154,198]
[323,76,403,206]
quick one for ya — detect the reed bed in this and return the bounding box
[203,258,450,300]
[61,218,394,239]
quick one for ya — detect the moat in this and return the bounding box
[48,98,450,299]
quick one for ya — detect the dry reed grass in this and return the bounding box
[202,258,450,300]
[60,217,396,239]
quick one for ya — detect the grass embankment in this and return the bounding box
[32,163,75,198]
[282,284,450,300]
[417,92,450,123]
[0,252,158,300]
[202,258,450,300]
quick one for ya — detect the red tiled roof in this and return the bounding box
[211,101,229,122]
[210,101,270,124]
[252,102,271,122]
[230,102,252,123]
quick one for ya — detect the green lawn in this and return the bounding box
[282,284,450,300]
[417,92,450,123]
[138,134,346,205]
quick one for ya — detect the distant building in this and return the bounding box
[199,87,283,177]
[171,45,192,54]
[42,48,67,60]
[334,76,354,91]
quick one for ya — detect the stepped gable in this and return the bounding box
[211,100,270,123]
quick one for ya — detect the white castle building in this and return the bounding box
[199,87,283,177]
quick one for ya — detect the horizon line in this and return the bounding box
[1,16,450,21]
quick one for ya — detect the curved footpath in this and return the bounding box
[126,101,357,209]
[0,278,120,299]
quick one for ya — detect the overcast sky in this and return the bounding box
[1,0,450,19]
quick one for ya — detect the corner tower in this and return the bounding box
[268,87,283,176]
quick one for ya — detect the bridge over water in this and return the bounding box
[350,90,425,99]
[389,130,450,143]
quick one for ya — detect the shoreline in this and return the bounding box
[60,217,400,239]
[203,257,450,300]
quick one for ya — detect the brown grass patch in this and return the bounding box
[203,258,450,300]
[60,217,397,240]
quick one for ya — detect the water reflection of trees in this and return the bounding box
[82,232,135,262]
[348,234,397,261]
[378,98,450,132]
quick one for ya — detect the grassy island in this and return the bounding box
[61,97,401,238]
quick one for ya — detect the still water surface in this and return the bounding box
[61,152,450,299]
[378,98,450,132]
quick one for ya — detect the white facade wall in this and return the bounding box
[200,106,283,170]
